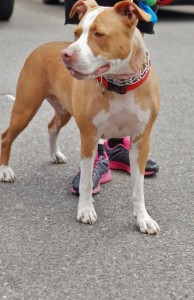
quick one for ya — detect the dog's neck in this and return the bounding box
[96,52,150,95]
[103,50,150,81]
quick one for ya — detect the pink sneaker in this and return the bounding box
[104,137,131,174]
[71,152,112,194]
[104,137,159,176]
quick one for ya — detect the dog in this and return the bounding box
[0,0,160,234]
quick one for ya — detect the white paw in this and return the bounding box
[0,165,16,182]
[77,202,97,224]
[134,211,160,235]
[51,151,67,164]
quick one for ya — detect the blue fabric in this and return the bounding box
[137,1,158,23]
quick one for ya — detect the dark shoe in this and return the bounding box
[104,137,159,176]
[144,158,159,176]
[71,153,112,194]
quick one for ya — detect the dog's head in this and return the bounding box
[61,0,151,80]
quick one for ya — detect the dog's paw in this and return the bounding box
[134,211,160,235]
[77,202,97,224]
[0,165,16,182]
[51,151,67,164]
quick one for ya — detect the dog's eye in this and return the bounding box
[74,28,82,40]
[74,33,79,40]
[94,32,104,38]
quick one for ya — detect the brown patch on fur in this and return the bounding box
[132,68,160,175]
[136,134,150,175]
[74,26,83,40]
[129,32,147,73]
[73,84,115,159]
[88,8,134,60]
[132,63,160,175]
[80,132,96,159]
[70,0,98,21]
[134,67,160,112]
[71,79,114,147]
[114,1,151,23]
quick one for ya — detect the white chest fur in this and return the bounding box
[93,92,151,139]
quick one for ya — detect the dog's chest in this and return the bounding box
[93,92,150,139]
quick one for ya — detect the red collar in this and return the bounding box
[97,53,150,95]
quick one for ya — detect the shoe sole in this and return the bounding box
[109,161,158,176]
[71,170,112,195]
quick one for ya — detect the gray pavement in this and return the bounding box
[0,1,194,299]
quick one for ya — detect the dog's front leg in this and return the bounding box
[129,138,160,235]
[77,134,97,224]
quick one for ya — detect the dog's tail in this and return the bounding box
[6,94,15,102]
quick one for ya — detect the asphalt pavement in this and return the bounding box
[0,1,194,299]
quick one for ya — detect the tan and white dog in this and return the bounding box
[0,0,160,234]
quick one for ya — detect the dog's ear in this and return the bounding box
[114,0,151,25]
[70,0,98,21]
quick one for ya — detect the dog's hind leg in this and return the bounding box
[0,91,45,182]
[47,96,71,164]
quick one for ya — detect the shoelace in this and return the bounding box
[93,156,108,176]
[76,156,106,177]
[93,156,101,175]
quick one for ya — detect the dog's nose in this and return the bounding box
[61,48,74,62]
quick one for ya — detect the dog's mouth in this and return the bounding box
[67,65,110,79]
